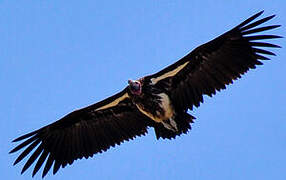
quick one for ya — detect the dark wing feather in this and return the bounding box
[10,88,151,178]
[148,11,281,111]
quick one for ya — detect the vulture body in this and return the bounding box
[10,11,281,178]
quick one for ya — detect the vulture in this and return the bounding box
[10,11,281,178]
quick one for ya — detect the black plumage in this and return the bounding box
[10,11,281,178]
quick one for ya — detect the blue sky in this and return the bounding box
[1,1,286,179]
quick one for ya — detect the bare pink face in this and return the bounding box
[128,80,142,95]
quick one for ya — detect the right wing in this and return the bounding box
[10,87,151,177]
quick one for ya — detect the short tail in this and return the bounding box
[154,113,195,140]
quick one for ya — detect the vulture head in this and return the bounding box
[128,79,142,95]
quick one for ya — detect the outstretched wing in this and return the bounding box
[10,88,151,178]
[148,11,281,111]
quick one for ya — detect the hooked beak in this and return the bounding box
[128,79,133,85]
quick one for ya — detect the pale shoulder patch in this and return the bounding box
[95,93,129,111]
[151,61,189,84]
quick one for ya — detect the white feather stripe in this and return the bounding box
[150,61,189,84]
[95,93,129,111]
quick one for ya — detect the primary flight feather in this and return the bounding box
[10,11,281,178]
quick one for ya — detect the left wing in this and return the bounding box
[148,11,281,111]
[10,88,152,178]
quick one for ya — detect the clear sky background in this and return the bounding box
[1,1,285,180]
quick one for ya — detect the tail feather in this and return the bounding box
[154,113,195,140]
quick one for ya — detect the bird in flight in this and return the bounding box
[10,11,281,178]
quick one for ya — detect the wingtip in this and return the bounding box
[266,14,277,22]
[9,149,15,154]
[32,171,37,178]
[9,146,21,154]
[20,167,26,175]
[258,10,264,16]
[42,173,47,179]
[12,138,20,143]
[235,10,274,30]
[272,24,282,29]
[253,10,264,19]
[42,169,49,178]
[13,159,19,166]
[12,130,39,142]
